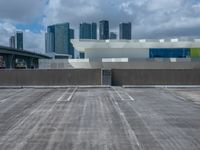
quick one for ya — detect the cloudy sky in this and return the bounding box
[0,0,200,53]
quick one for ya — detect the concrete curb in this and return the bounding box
[123,85,200,88]
[0,85,111,89]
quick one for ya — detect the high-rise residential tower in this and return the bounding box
[45,25,55,53]
[91,23,97,39]
[69,29,75,58]
[70,29,75,39]
[45,32,54,53]
[45,23,75,58]
[79,22,97,58]
[9,36,15,48]
[15,31,23,50]
[99,20,109,40]
[80,23,92,39]
[54,23,70,54]
[119,22,132,40]
[79,23,97,39]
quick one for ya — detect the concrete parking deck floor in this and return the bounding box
[0,87,200,150]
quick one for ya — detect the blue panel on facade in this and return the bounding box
[149,48,190,58]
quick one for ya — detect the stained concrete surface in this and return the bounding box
[0,69,101,86]
[112,69,200,85]
[0,87,200,150]
[166,88,200,105]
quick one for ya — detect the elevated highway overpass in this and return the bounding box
[0,45,50,69]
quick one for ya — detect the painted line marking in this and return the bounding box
[0,98,8,103]
[0,89,25,103]
[67,87,78,102]
[127,95,135,101]
[174,95,186,101]
[120,87,135,101]
[57,88,70,102]
[111,87,124,101]
[111,87,135,101]
[110,93,141,149]
[57,87,78,102]
[163,87,186,101]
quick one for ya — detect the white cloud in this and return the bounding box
[0,22,44,53]
[0,0,46,23]
[1,0,200,52]
[23,30,45,54]
[43,0,101,27]
[119,2,134,15]
[0,22,16,46]
[147,0,183,11]
[43,0,200,39]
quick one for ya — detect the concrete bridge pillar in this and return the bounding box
[26,58,32,69]
[5,55,14,69]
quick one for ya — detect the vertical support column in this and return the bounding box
[25,57,32,69]
[5,54,14,69]
[34,58,39,69]
[29,58,38,69]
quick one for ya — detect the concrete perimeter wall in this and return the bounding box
[0,69,101,86]
[112,69,200,86]
[0,69,200,86]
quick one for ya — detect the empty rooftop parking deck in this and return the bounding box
[0,86,200,150]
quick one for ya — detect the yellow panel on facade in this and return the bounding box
[190,48,200,58]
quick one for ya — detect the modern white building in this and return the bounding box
[39,39,200,69]
[71,39,200,59]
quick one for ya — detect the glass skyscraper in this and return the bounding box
[99,20,109,40]
[91,23,97,39]
[45,23,75,58]
[45,32,54,53]
[119,22,132,40]
[46,25,55,53]
[80,23,91,39]
[79,22,97,58]
[9,36,15,48]
[15,31,23,50]
[69,29,75,58]
[54,23,70,54]
[70,29,74,39]
[79,23,97,39]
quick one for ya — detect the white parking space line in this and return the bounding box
[0,98,10,103]
[126,94,135,101]
[0,89,25,103]
[57,88,70,102]
[163,87,186,101]
[111,87,135,101]
[109,91,141,149]
[67,87,78,102]
[175,95,186,101]
[111,87,124,100]
[57,87,78,102]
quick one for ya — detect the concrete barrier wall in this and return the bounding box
[0,69,101,86]
[1,69,200,86]
[112,69,200,86]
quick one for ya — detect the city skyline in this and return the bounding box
[0,0,200,54]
